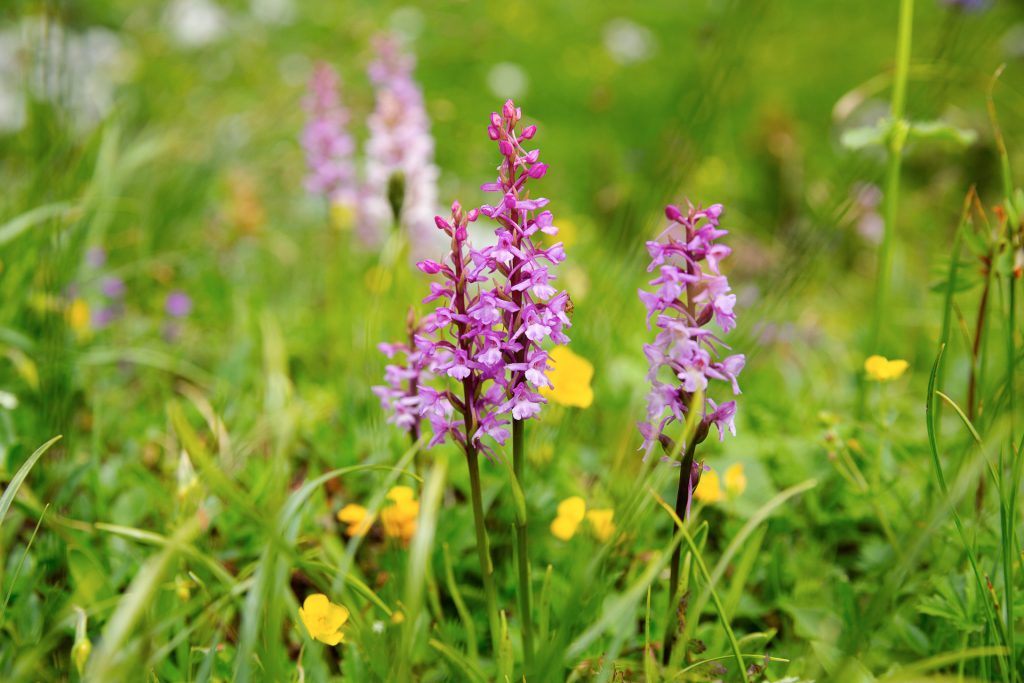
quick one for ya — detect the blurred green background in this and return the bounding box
[1,0,1023,680]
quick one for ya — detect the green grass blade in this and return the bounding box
[0,503,48,621]
[443,542,478,660]
[653,490,750,682]
[86,516,203,679]
[0,202,70,247]
[428,638,488,683]
[0,435,61,529]
[397,458,447,680]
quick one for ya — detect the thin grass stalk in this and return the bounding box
[998,278,1018,680]
[442,543,478,660]
[988,68,1019,674]
[932,189,973,445]
[927,349,1013,681]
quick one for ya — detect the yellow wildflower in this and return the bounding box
[539,347,595,408]
[557,496,586,522]
[67,299,91,339]
[723,463,747,497]
[694,469,723,504]
[551,496,587,540]
[386,486,416,504]
[550,515,579,541]
[390,611,405,624]
[174,575,193,601]
[864,355,908,381]
[381,486,419,543]
[337,503,373,537]
[586,508,615,542]
[299,593,349,645]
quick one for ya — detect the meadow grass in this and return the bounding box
[1,1,1023,681]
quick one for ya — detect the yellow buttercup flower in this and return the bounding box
[299,593,349,645]
[586,508,615,542]
[381,486,419,543]
[540,347,595,408]
[386,486,416,504]
[723,463,747,497]
[67,298,91,339]
[550,515,579,541]
[337,503,373,537]
[864,355,908,381]
[557,496,586,522]
[551,496,587,540]
[694,469,723,504]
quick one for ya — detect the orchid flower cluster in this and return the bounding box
[299,37,440,255]
[373,310,432,443]
[377,100,570,456]
[358,34,441,255]
[638,202,745,459]
[301,62,356,208]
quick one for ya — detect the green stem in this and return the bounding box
[1002,275,1018,681]
[971,265,993,512]
[867,0,915,356]
[512,418,535,672]
[662,440,696,666]
[466,444,502,656]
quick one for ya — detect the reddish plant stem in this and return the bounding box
[970,256,991,512]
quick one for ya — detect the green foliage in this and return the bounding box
[1,1,1023,682]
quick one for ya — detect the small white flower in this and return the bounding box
[164,0,229,49]
[603,18,655,65]
[486,62,528,100]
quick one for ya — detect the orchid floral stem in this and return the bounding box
[662,440,696,665]
[466,444,502,656]
[512,418,535,672]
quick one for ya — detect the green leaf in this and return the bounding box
[906,120,977,147]
[994,247,1014,277]
[962,229,989,259]
[841,123,888,151]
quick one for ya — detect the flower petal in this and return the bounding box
[556,496,586,522]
